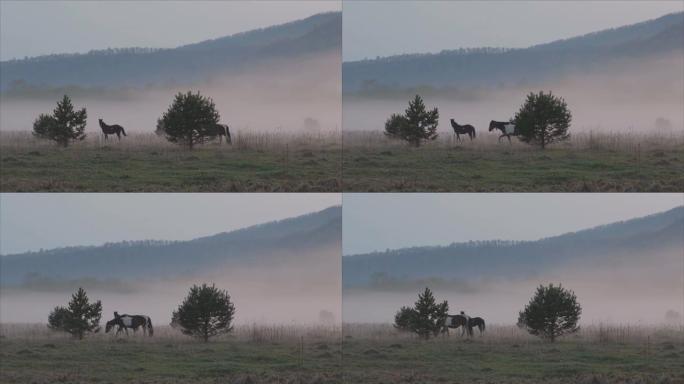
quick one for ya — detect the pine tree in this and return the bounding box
[47,287,102,339]
[159,91,221,148]
[518,284,581,342]
[394,306,416,332]
[33,95,87,146]
[513,91,572,148]
[172,283,236,342]
[385,95,439,146]
[393,287,448,339]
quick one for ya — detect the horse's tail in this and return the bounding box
[146,316,153,336]
[481,319,486,332]
[225,125,232,145]
[120,126,127,136]
[472,127,476,138]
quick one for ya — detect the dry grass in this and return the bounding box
[0,130,342,192]
[0,322,341,343]
[0,322,343,383]
[341,323,684,383]
[342,130,684,191]
[0,129,341,152]
[343,129,684,152]
[342,322,684,344]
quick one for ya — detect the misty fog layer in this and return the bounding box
[1,52,341,134]
[1,248,341,325]
[344,55,684,134]
[343,246,684,325]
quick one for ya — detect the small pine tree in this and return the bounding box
[159,91,221,148]
[518,283,581,342]
[33,95,87,146]
[394,306,416,332]
[393,287,448,339]
[172,283,236,342]
[47,287,102,339]
[513,91,572,148]
[385,95,439,146]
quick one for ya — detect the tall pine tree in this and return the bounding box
[385,95,439,146]
[172,283,236,342]
[393,287,448,339]
[47,287,102,339]
[33,95,87,147]
[513,91,571,149]
[158,91,221,148]
[518,283,581,342]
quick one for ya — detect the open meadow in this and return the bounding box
[0,131,341,192]
[342,131,684,192]
[341,323,684,384]
[0,323,342,384]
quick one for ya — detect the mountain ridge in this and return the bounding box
[343,206,684,288]
[0,206,342,286]
[342,12,684,92]
[0,12,341,90]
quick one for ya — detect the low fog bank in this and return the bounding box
[0,52,341,135]
[343,248,684,326]
[344,55,684,134]
[0,250,341,326]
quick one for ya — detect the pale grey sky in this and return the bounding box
[343,1,684,61]
[342,193,684,255]
[0,194,341,255]
[0,1,340,61]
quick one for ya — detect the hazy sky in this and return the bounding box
[343,1,684,61]
[343,193,684,255]
[0,194,340,255]
[0,1,340,61]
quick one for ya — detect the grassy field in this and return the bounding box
[343,131,684,192]
[0,131,341,192]
[0,324,342,384]
[341,323,684,384]
[2,323,682,383]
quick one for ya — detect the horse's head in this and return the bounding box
[105,319,117,333]
[488,121,497,131]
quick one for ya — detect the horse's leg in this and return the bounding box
[116,132,121,141]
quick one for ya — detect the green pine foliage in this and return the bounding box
[159,91,221,148]
[172,283,236,342]
[47,287,102,339]
[385,95,439,146]
[32,95,87,147]
[518,283,582,342]
[514,91,572,148]
[393,287,448,339]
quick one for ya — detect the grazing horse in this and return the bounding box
[450,119,476,142]
[214,124,232,145]
[98,119,127,141]
[442,314,473,337]
[105,312,153,336]
[469,317,486,336]
[489,120,517,143]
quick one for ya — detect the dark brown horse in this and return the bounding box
[469,317,486,336]
[450,119,476,142]
[99,119,127,140]
[215,124,232,145]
